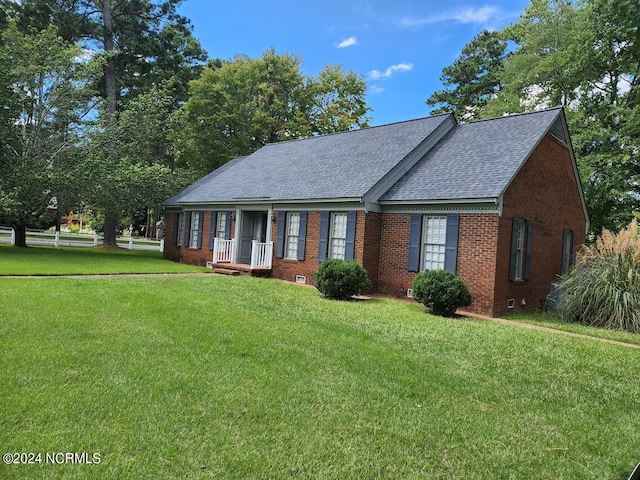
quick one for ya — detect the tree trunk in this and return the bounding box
[101,0,119,248]
[102,210,119,246]
[13,224,27,248]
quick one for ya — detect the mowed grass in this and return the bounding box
[1,273,639,479]
[506,311,640,346]
[0,245,209,275]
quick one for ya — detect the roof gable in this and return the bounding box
[380,108,565,202]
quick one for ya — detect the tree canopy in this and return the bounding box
[427,0,640,235]
[173,49,371,175]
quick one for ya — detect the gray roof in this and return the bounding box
[165,107,569,207]
[165,114,453,205]
[381,108,563,202]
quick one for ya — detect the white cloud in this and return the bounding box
[337,36,359,48]
[369,63,414,80]
[399,6,502,28]
[369,85,385,95]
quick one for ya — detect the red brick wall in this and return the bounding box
[377,213,413,297]
[361,212,382,291]
[377,212,500,314]
[163,212,181,262]
[271,210,374,288]
[271,211,322,285]
[456,214,500,315]
[493,133,587,315]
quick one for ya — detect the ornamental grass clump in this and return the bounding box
[560,219,640,333]
[314,259,372,300]
[412,269,472,317]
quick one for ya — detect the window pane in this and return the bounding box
[217,212,226,239]
[514,219,524,279]
[285,212,300,259]
[330,213,347,259]
[190,212,200,248]
[422,216,446,270]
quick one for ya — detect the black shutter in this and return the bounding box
[318,212,330,262]
[183,211,192,246]
[209,211,217,250]
[275,211,286,259]
[571,230,577,268]
[561,229,571,274]
[345,211,357,260]
[196,212,204,249]
[444,215,459,274]
[407,214,422,272]
[509,218,519,281]
[224,211,232,240]
[524,222,534,280]
[297,212,307,261]
[172,212,180,245]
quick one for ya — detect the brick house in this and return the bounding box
[162,107,588,316]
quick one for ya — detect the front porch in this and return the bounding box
[208,237,273,276]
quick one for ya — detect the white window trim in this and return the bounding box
[285,212,300,260]
[421,216,447,271]
[189,211,200,249]
[216,212,227,239]
[329,212,347,260]
[176,213,184,246]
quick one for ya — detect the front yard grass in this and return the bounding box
[505,311,640,346]
[0,245,209,275]
[1,274,639,479]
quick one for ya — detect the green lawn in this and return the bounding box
[1,268,639,478]
[0,245,209,275]
[506,311,640,346]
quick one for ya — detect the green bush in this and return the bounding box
[560,219,640,333]
[314,259,372,300]
[412,269,472,317]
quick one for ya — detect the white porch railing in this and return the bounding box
[213,238,235,263]
[250,241,273,269]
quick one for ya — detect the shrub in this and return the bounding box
[314,259,372,300]
[412,269,472,317]
[560,219,640,333]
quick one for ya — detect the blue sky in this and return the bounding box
[178,0,530,126]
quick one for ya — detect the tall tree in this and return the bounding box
[173,49,371,175]
[0,22,98,246]
[426,30,508,120]
[15,0,206,245]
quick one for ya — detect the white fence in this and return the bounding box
[212,238,234,263]
[0,227,163,252]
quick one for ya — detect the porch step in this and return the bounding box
[213,267,243,276]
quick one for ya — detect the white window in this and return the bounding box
[285,212,300,259]
[176,213,183,246]
[217,212,227,239]
[329,213,348,260]
[190,211,200,248]
[422,216,447,271]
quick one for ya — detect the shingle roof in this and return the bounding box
[381,108,563,202]
[165,107,567,207]
[166,114,453,205]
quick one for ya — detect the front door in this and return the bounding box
[237,212,268,264]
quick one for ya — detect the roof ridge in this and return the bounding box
[263,112,454,148]
[461,106,563,126]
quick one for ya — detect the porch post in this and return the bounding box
[232,209,241,263]
[266,207,273,244]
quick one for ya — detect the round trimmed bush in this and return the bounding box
[412,269,472,317]
[314,259,372,300]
